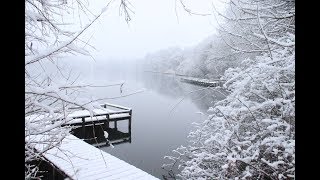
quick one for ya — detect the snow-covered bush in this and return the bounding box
[165,48,294,179]
[163,0,295,179]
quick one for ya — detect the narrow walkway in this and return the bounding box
[32,134,159,180]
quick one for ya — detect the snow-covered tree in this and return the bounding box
[143,47,185,73]
[25,0,132,178]
[215,0,294,56]
[163,0,295,179]
[141,34,247,79]
[175,34,244,79]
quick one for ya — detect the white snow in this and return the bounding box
[104,131,109,139]
[29,134,159,180]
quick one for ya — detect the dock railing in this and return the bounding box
[63,103,132,128]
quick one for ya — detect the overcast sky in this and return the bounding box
[72,0,227,61]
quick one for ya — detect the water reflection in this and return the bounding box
[140,72,228,112]
[137,72,229,178]
[69,63,228,179]
[70,119,132,148]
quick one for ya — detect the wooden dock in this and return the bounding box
[30,134,159,180]
[26,103,153,179]
[66,103,132,126]
[67,103,133,148]
[63,103,132,141]
[180,77,224,87]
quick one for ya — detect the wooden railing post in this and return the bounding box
[52,164,55,179]
[104,114,109,129]
[128,109,132,135]
[114,121,118,130]
[82,117,85,138]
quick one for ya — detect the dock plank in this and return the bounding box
[32,134,158,180]
[65,113,130,125]
[26,103,132,128]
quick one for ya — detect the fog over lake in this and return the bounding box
[63,59,225,178]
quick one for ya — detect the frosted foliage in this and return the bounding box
[142,35,245,79]
[143,47,185,73]
[25,0,133,176]
[24,0,117,179]
[163,0,295,179]
[172,49,295,179]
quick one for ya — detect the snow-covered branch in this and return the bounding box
[25,0,133,179]
[163,0,295,179]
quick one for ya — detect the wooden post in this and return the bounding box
[82,117,86,138]
[52,165,55,179]
[104,114,110,129]
[128,109,132,135]
[114,121,118,130]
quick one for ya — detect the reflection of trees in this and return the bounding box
[187,85,227,111]
[140,72,228,112]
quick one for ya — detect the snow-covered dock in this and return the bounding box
[65,103,132,127]
[180,77,224,87]
[63,103,133,146]
[32,134,159,180]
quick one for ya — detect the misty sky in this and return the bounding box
[71,0,227,61]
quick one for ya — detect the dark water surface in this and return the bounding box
[75,61,225,179]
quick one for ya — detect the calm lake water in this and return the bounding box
[74,60,226,179]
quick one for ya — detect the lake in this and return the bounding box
[72,60,226,179]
